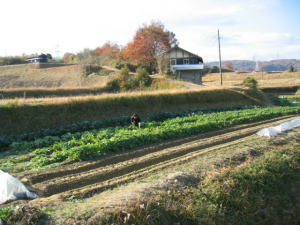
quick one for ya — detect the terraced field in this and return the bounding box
[18,114,298,203]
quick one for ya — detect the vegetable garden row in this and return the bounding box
[1,106,299,171]
[0,106,251,148]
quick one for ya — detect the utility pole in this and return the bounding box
[218,29,223,85]
[55,43,60,59]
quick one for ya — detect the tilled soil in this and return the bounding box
[19,115,299,201]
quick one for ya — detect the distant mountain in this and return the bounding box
[205,59,300,72]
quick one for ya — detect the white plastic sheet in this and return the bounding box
[256,118,300,137]
[0,170,38,204]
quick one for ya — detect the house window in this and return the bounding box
[170,59,177,65]
[183,59,189,64]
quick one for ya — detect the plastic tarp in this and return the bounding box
[256,118,300,137]
[0,170,38,204]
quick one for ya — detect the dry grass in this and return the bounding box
[0,87,249,106]
[203,71,300,88]
[0,88,266,136]
[0,86,108,100]
[0,64,114,89]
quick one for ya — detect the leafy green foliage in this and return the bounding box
[3,107,250,152]
[82,65,102,76]
[0,107,251,150]
[115,60,138,72]
[287,96,300,105]
[0,116,131,150]
[243,77,258,89]
[0,207,12,219]
[272,96,293,106]
[106,67,152,92]
[2,106,300,169]
[0,56,25,66]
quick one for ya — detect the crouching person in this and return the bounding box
[131,113,141,128]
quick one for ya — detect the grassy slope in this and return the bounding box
[0,79,185,100]
[0,88,266,136]
[0,64,112,89]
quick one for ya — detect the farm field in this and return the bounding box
[203,71,300,88]
[1,106,299,170]
[0,64,300,224]
[1,113,299,224]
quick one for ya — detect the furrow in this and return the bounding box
[32,115,298,196]
[25,114,296,184]
[56,135,256,200]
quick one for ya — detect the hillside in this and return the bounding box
[0,64,115,88]
[206,59,300,72]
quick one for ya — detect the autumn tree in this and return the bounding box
[63,52,78,64]
[94,42,120,58]
[121,21,178,72]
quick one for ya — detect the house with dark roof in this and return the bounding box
[26,54,52,63]
[158,46,204,84]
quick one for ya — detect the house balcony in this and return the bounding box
[171,64,204,71]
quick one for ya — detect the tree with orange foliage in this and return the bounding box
[94,42,120,58]
[121,21,178,72]
[62,52,77,64]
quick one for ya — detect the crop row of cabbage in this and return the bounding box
[6,106,251,152]
[1,106,297,169]
[0,107,249,149]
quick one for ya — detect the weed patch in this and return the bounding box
[91,144,300,225]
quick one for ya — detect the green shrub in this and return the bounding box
[0,56,25,66]
[105,67,152,91]
[272,96,293,106]
[115,60,138,72]
[82,65,102,76]
[243,77,258,89]
[288,65,296,72]
[106,77,120,92]
[0,207,12,220]
[125,67,152,90]
[135,67,152,87]
[210,66,220,73]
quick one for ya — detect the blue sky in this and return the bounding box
[0,0,299,61]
